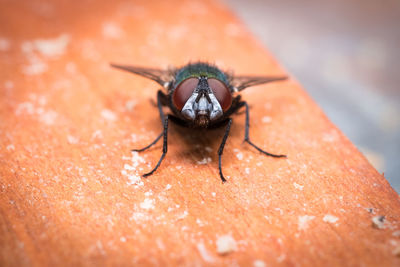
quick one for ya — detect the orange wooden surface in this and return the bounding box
[1,0,400,266]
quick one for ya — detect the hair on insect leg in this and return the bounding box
[143,115,169,177]
[240,101,286,158]
[217,118,233,183]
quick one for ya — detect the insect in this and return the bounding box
[111,62,287,182]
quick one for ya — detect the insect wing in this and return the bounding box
[110,63,175,87]
[231,75,287,92]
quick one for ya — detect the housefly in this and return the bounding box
[111,62,287,182]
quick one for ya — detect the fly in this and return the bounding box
[111,62,287,182]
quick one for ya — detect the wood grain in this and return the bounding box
[1,0,399,266]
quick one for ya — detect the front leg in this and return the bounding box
[143,115,169,177]
[218,118,233,183]
[240,101,286,158]
[132,90,167,152]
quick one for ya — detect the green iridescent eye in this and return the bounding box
[172,77,198,110]
[208,78,232,111]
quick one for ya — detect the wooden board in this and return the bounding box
[1,0,399,266]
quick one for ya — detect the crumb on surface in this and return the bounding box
[101,109,117,121]
[293,182,304,190]
[67,135,79,144]
[253,260,266,267]
[233,149,243,161]
[197,157,212,165]
[262,116,271,123]
[140,198,155,210]
[0,37,11,51]
[323,214,339,224]
[372,215,386,229]
[102,22,124,39]
[216,235,237,255]
[298,215,315,231]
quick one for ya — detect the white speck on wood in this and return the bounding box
[32,34,70,58]
[22,56,48,75]
[0,37,11,51]
[126,174,142,186]
[216,235,237,255]
[39,110,58,125]
[262,116,272,123]
[140,198,155,210]
[102,22,124,39]
[293,182,304,190]
[275,208,283,215]
[144,190,153,197]
[177,211,188,220]
[130,212,148,221]
[4,80,14,89]
[323,214,339,224]
[92,130,103,140]
[197,157,212,165]
[277,254,286,263]
[156,238,165,250]
[233,149,243,160]
[253,260,266,267]
[67,135,79,144]
[196,218,204,226]
[372,215,386,229]
[322,132,337,143]
[298,215,315,231]
[101,109,117,121]
[197,243,215,263]
[125,100,137,111]
[122,152,146,187]
[6,144,15,152]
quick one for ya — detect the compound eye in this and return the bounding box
[173,77,198,110]
[208,78,232,111]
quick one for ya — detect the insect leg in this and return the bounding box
[131,90,167,152]
[143,115,169,177]
[218,118,233,183]
[241,101,286,158]
[131,133,162,152]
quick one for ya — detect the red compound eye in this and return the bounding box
[173,78,198,110]
[208,78,232,111]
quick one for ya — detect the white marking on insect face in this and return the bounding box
[181,93,198,120]
[208,92,223,120]
[181,91,223,121]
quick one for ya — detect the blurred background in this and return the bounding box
[227,0,400,192]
